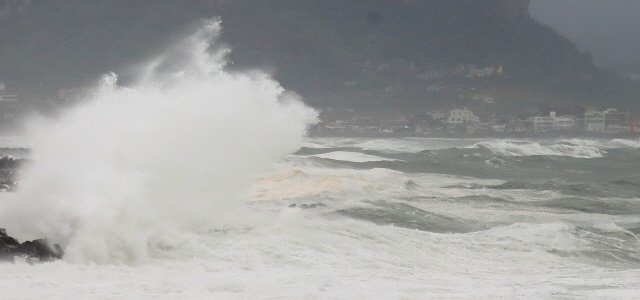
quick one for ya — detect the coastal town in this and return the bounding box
[1,80,638,137]
[314,106,636,136]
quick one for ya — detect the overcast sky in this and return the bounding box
[529,0,640,74]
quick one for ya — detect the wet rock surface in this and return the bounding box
[0,228,63,263]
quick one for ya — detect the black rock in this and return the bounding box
[0,235,19,247]
[0,242,15,263]
[0,229,64,263]
[288,203,326,209]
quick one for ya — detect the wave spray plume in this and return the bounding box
[0,20,318,264]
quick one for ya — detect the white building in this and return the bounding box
[447,108,480,128]
[427,111,447,121]
[532,112,576,132]
[554,115,576,130]
[585,110,605,132]
[532,111,556,132]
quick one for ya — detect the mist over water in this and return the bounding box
[0,20,317,264]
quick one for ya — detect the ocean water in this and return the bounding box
[2,21,640,299]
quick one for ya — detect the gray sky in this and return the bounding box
[529,0,640,74]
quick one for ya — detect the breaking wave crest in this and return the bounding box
[474,140,605,158]
[0,20,317,264]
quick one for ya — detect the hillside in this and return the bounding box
[0,0,638,112]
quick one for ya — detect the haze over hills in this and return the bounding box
[0,0,638,113]
[530,0,640,75]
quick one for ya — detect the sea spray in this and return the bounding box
[0,20,317,264]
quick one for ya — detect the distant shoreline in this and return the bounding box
[308,131,640,140]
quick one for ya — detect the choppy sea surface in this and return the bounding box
[2,136,640,299]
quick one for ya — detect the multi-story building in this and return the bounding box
[554,115,576,131]
[604,109,629,132]
[446,108,480,129]
[531,112,577,132]
[585,110,605,132]
[532,112,556,132]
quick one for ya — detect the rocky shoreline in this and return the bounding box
[0,228,64,263]
[1,149,62,263]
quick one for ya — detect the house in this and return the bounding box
[427,111,447,122]
[532,112,556,132]
[585,110,605,132]
[447,108,480,129]
[554,115,576,131]
[603,109,629,132]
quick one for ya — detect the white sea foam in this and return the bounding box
[307,151,402,162]
[0,20,317,264]
[480,138,640,158]
[253,163,412,201]
[301,141,328,149]
[309,137,640,158]
[309,137,481,153]
[476,140,605,158]
[611,138,640,148]
[2,216,639,299]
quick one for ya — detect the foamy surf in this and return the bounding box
[307,151,402,163]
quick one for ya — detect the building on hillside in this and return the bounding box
[584,110,605,132]
[468,67,495,77]
[532,112,556,132]
[446,108,480,129]
[427,111,447,122]
[471,94,495,104]
[603,109,629,132]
